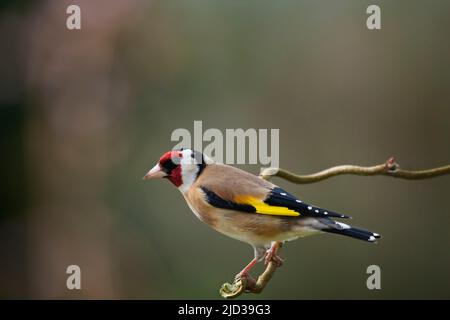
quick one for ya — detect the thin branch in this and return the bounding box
[219,260,278,298]
[260,157,450,183]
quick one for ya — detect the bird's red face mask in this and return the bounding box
[143,151,184,187]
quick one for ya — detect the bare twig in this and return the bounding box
[220,242,281,299]
[260,157,450,183]
[219,260,278,298]
[220,157,450,298]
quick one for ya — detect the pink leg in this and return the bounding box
[264,241,283,267]
[235,258,257,279]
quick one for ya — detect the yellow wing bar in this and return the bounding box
[234,195,300,217]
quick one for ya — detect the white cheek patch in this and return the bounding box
[178,150,200,193]
[177,149,215,193]
[178,166,197,193]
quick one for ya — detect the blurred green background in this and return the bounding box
[1,0,450,299]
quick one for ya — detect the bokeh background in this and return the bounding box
[1,0,450,299]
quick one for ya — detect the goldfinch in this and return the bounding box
[144,149,381,278]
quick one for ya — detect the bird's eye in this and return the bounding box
[177,152,183,157]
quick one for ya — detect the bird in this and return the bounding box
[143,148,381,279]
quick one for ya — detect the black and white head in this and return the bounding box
[143,148,214,192]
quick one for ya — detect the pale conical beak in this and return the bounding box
[143,164,167,180]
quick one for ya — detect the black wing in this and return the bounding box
[200,185,351,219]
[264,187,352,219]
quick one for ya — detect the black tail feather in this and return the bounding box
[323,225,381,243]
